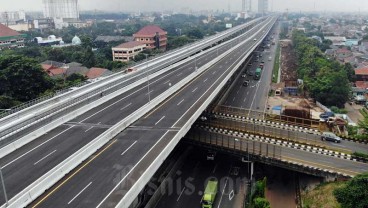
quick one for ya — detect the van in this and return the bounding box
[268,57,272,61]
[321,132,341,143]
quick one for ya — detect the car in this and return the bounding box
[247,71,253,76]
[321,132,341,143]
[268,56,272,61]
[253,38,257,41]
[207,151,216,160]
[241,74,247,78]
[200,116,207,121]
[260,54,263,57]
[243,80,250,87]
[319,112,335,120]
[248,63,252,66]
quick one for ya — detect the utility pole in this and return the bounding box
[0,166,8,207]
[144,54,151,103]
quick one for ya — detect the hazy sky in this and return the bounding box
[1,0,368,13]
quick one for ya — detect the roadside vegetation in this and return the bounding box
[302,173,368,208]
[246,177,270,208]
[272,43,280,83]
[292,30,352,108]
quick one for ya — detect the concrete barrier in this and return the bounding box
[0,18,263,135]
[116,18,276,208]
[1,19,266,208]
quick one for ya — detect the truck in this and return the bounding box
[254,68,262,80]
[202,179,218,208]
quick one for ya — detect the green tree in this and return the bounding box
[333,173,368,208]
[82,47,96,68]
[0,95,21,109]
[358,108,368,132]
[186,28,204,39]
[0,55,54,102]
[254,197,271,208]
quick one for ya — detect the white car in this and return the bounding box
[254,38,257,41]
[241,74,246,78]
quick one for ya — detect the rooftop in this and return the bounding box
[0,23,21,37]
[134,25,167,36]
[355,67,368,75]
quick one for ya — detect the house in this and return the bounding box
[0,23,26,50]
[334,48,353,60]
[324,36,346,46]
[355,67,368,81]
[133,25,167,51]
[86,67,112,79]
[112,41,147,62]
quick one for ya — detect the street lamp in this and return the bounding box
[144,54,151,103]
[0,166,8,206]
[194,55,198,72]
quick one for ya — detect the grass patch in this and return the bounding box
[352,151,368,159]
[302,182,345,208]
[272,43,281,83]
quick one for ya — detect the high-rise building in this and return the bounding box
[258,0,268,14]
[242,0,252,12]
[43,0,79,19]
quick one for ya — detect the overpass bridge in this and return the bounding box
[0,17,277,208]
[185,124,368,178]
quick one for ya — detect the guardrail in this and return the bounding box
[0,18,265,142]
[1,18,275,208]
[0,18,270,158]
[115,18,277,208]
[0,17,263,121]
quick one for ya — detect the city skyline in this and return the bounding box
[0,0,368,13]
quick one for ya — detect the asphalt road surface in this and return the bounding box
[27,18,276,207]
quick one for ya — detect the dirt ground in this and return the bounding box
[344,103,364,123]
[266,96,324,119]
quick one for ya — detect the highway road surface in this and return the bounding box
[27,18,276,207]
[155,149,247,208]
[190,128,368,176]
[0,19,272,207]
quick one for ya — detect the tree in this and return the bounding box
[333,173,368,208]
[82,47,96,68]
[0,55,54,102]
[186,28,204,39]
[358,108,368,132]
[254,197,271,208]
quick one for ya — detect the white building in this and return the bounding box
[0,11,26,24]
[43,0,79,19]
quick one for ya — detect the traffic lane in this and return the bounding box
[195,129,368,176]
[135,34,259,128]
[30,20,274,207]
[32,129,169,208]
[207,118,361,153]
[93,22,274,206]
[282,147,368,175]
[70,47,221,125]
[0,126,107,204]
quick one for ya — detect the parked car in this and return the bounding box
[321,132,341,143]
[241,74,247,78]
[319,112,335,120]
[207,151,216,160]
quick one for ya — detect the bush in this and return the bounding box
[333,173,368,208]
[352,152,368,159]
[330,106,348,114]
[254,197,270,208]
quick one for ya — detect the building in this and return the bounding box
[0,11,26,24]
[34,35,63,46]
[258,0,268,14]
[324,36,346,46]
[43,0,79,19]
[112,41,147,62]
[355,67,368,81]
[133,25,167,51]
[0,23,26,50]
[242,0,252,12]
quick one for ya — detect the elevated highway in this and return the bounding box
[21,17,277,208]
[0,17,263,152]
[0,17,277,208]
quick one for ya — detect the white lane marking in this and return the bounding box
[237,90,239,94]
[85,126,94,132]
[96,131,170,208]
[3,126,73,169]
[34,150,57,165]
[212,71,216,75]
[233,97,235,102]
[243,97,247,102]
[145,90,154,95]
[120,103,132,111]
[177,72,183,77]
[121,141,137,156]
[163,80,170,84]
[67,182,92,205]
[247,91,249,95]
[79,63,183,123]
[212,164,218,173]
[177,99,185,106]
[155,116,165,126]
[217,177,229,208]
[177,187,186,202]
[204,78,208,83]
[192,87,198,93]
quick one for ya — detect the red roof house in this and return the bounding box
[133,25,167,50]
